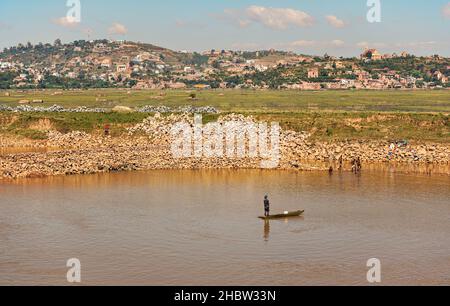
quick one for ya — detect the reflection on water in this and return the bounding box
[263,216,306,242]
[0,169,449,285]
[263,220,270,241]
[307,159,450,175]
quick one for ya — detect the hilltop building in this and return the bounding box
[361,48,383,61]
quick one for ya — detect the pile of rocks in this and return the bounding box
[178,106,219,114]
[136,105,172,113]
[127,113,261,140]
[127,113,193,139]
[47,131,93,149]
[217,113,256,123]
[0,104,106,113]
[69,106,106,113]
[0,104,218,114]
[136,105,219,114]
[278,133,450,166]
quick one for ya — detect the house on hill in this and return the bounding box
[361,48,383,61]
[101,58,112,68]
[434,71,448,84]
[307,67,319,78]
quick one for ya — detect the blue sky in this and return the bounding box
[0,0,449,56]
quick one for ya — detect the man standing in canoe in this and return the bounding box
[264,195,270,217]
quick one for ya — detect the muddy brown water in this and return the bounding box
[0,170,449,285]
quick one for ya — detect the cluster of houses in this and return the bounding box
[360,48,411,61]
[0,41,448,90]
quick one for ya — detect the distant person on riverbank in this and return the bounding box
[356,157,362,172]
[351,157,362,174]
[351,158,357,173]
[388,143,396,160]
[104,124,110,136]
[264,195,270,217]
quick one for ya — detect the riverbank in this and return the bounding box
[1,113,448,179]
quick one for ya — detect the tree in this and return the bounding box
[54,39,62,47]
[128,79,137,87]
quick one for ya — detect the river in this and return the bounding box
[0,170,449,285]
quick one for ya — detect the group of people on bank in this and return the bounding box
[328,155,362,175]
[351,157,362,174]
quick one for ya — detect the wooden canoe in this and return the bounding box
[258,210,304,220]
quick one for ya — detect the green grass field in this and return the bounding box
[0,89,449,142]
[1,89,450,113]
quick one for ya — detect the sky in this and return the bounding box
[0,0,449,56]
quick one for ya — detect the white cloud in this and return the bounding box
[325,15,346,28]
[238,19,251,28]
[218,6,314,30]
[331,40,345,47]
[52,16,79,28]
[290,40,317,47]
[284,40,345,49]
[108,22,128,35]
[356,41,370,48]
[51,17,93,39]
[218,9,251,28]
[356,41,387,49]
[81,28,94,37]
[246,6,314,29]
[175,20,186,27]
[443,3,450,18]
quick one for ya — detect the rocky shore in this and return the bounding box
[1,114,449,179]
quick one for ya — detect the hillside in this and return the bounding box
[0,39,449,90]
